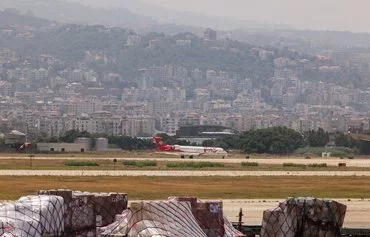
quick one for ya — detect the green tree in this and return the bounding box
[108,136,155,150]
[304,128,329,147]
[236,127,303,154]
[59,130,91,143]
[334,133,358,148]
[202,140,215,147]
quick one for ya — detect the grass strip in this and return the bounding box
[166,162,224,169]
[241,162,259,167]
[123,160,157,168]
[64,161,99,167]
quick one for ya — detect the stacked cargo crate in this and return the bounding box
[38,189,128,236]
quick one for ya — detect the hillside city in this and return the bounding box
[1,2,370,236]
[1,8,370,142]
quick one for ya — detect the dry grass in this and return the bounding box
[1,176,370,200]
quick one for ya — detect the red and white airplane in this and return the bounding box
[153,136,228,158]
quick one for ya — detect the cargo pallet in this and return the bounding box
[232,224,370,237]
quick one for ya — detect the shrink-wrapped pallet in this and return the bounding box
[97,201,207,237]
[196,201,225,237]
[70,192,95,231]
[0,195,64,237]
[92,193,128,227]
[169,196,246,237]
[38,189,73,230]
[261,197,347,237]
[39,189,128,234]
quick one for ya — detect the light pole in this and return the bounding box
[29,154,34,168]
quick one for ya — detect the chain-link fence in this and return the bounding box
[261,197,347,237]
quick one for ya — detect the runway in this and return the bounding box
[2,170,370,176]
[0,156,370,167]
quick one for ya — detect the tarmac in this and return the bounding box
[221,199,370,228]
[0,156,370,167]
[2,169,370,176]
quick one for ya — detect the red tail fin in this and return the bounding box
[153,136,174,152]
[153,136,165,149]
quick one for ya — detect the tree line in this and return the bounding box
[37,128,370,154]
[202,127,369,155]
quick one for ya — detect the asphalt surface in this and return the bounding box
[2,170,370,176]
[221,199,370,228]
[0,156,370,167]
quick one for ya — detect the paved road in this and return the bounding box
[2,170,370,176]
[1,156,370,167]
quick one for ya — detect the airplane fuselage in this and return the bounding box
[153,136,228,158]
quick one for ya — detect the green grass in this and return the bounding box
[308,163,328,168]
[241,162,259,167]
[123,160,157,168]
[167,162,224,169]
[283,163,307,168]
[64,161,99,167]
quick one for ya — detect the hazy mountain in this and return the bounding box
[0,0,156,28]
[0,9,52,29]
[72,0,292,31]
[0,0,291,31]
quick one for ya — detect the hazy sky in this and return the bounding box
[74,0,370,33]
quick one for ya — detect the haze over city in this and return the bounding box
[1,0,370,236]
[72,0,370,33]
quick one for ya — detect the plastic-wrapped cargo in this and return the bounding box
[261,197,347,237]
[70,192,95,231]
[38,189,128,234]
[169,196,246,237]
[0,195,64,237]
[92,193,128,227]
[38,189,73,230]
[97,201,207,237]
[196,201,225,236]
[223,216,247,237]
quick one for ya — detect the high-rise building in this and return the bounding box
[204,28,217,41]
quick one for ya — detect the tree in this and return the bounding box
[304,128,329,147]
[59,130,91,143]
[202,140,215,147]
[108,136,155,150]
[334,133,358,148]
[231,127,304,154]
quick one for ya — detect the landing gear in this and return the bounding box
[189,155,194,159]
[181,155,185,159]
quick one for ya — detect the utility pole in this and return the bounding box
[238,208,244,231]
[113,159,117,170]
[29,154,34,168]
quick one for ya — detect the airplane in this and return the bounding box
[153,136,228,159]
